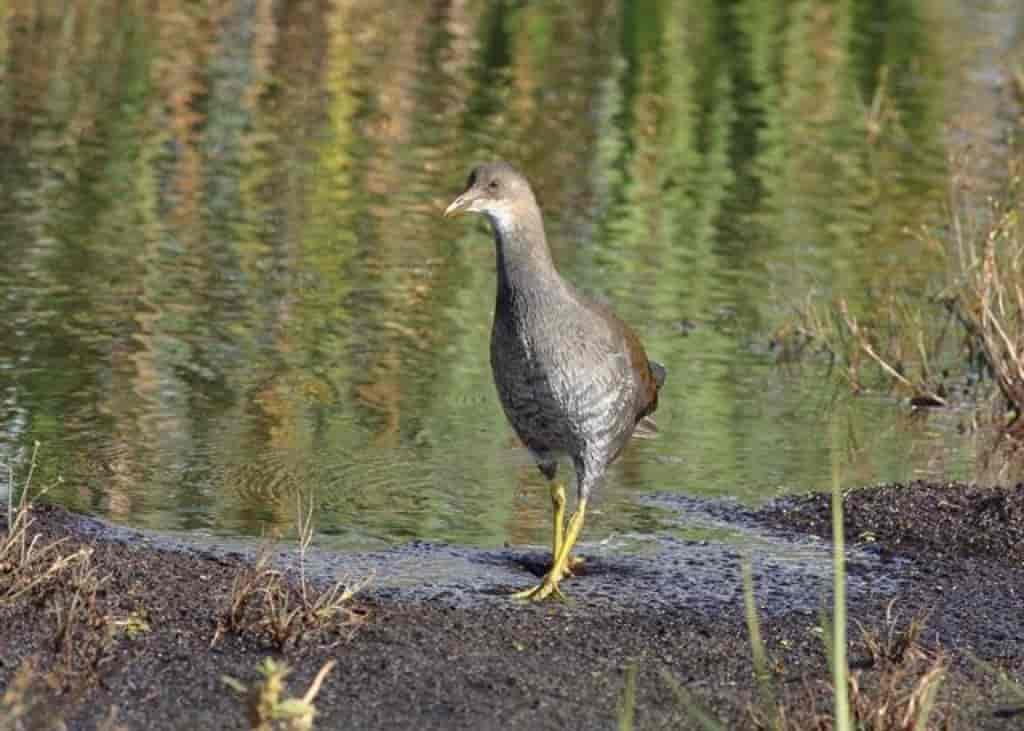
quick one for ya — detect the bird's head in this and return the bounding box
[443,161,536,226]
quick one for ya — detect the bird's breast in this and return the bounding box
[489,312,637,455]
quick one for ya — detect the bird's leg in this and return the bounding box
[513,498,588,601]
[550,482,566,559]
[549,483,584,578]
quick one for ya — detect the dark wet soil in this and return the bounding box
[759,480,1024,565]
[2,482,1023,730]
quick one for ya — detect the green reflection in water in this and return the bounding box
[0,0,983,550]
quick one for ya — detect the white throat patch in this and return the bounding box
[485,205,518,232]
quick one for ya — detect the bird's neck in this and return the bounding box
[487,204,563,309]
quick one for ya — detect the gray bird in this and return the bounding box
[445,161,666,601]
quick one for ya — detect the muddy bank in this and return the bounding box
[1,482,1023,730]
[759,480,1024,564]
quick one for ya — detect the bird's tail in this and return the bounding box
[632,415,659,439]
[635,359,667,439]
[649,360,667,390]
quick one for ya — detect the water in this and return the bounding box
[0,1,1010,551]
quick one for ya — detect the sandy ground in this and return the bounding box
[1,481,1022,730]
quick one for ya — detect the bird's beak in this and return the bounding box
[444,191,475,218]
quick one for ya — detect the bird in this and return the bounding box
[444,161,666,601]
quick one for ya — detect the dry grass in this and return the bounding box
[212,493,369,650]
[223,658,337,731]
[856,602,929,669]
[0,659,133,731]
[773,291,956,409]
[631,465,951,731]
[846,608,948,731]
[1,446,135,699]
[741,615,948,731]
[939,160,1024,435]
[774,152,1024,450]
[47,548,116,686]
[636,605,949,731]
[743,582,947,730]
[836,298,951,408]
[847,661,947,731]
[2,445,92,607]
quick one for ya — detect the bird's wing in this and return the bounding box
[632,415,659,439]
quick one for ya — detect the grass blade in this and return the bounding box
[831,419,852,731]
[617,664,637,731]
[742,558,777,724]
[659,669,726,731]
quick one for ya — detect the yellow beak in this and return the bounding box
[444,192,474,218]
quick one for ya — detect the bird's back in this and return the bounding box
[491,282,664,465]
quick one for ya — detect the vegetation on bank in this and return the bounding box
[619,433,953,731]
[769,38,1024,462]
[2,445,131,728]
[776,147,1024,469]
[222,658,337,731]
[212,493,369,651]
[1,448,363,730]
[3,461,1024,728]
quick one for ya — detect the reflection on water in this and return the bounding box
[0,1,994,550]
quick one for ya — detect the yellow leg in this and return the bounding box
[549,483,584,578]
[550,482,566,559]
[513,497,588,601]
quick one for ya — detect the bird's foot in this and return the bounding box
[514,555,581,599]
[511,570,568,602]
[513,498,589,603]
[560,555,585,578]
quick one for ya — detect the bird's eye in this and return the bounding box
[488,180,499,191]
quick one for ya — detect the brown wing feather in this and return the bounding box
[571,291,666,436]
[621,326,663,422]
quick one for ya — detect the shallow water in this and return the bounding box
[0,1,1014,551]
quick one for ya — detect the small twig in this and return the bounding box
[838,300,948,406]
[6,460,13,528]
[24,441,40,503]
[301,659,337,705]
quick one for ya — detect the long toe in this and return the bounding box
[511,572,567,602]
[557,555,584,579]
